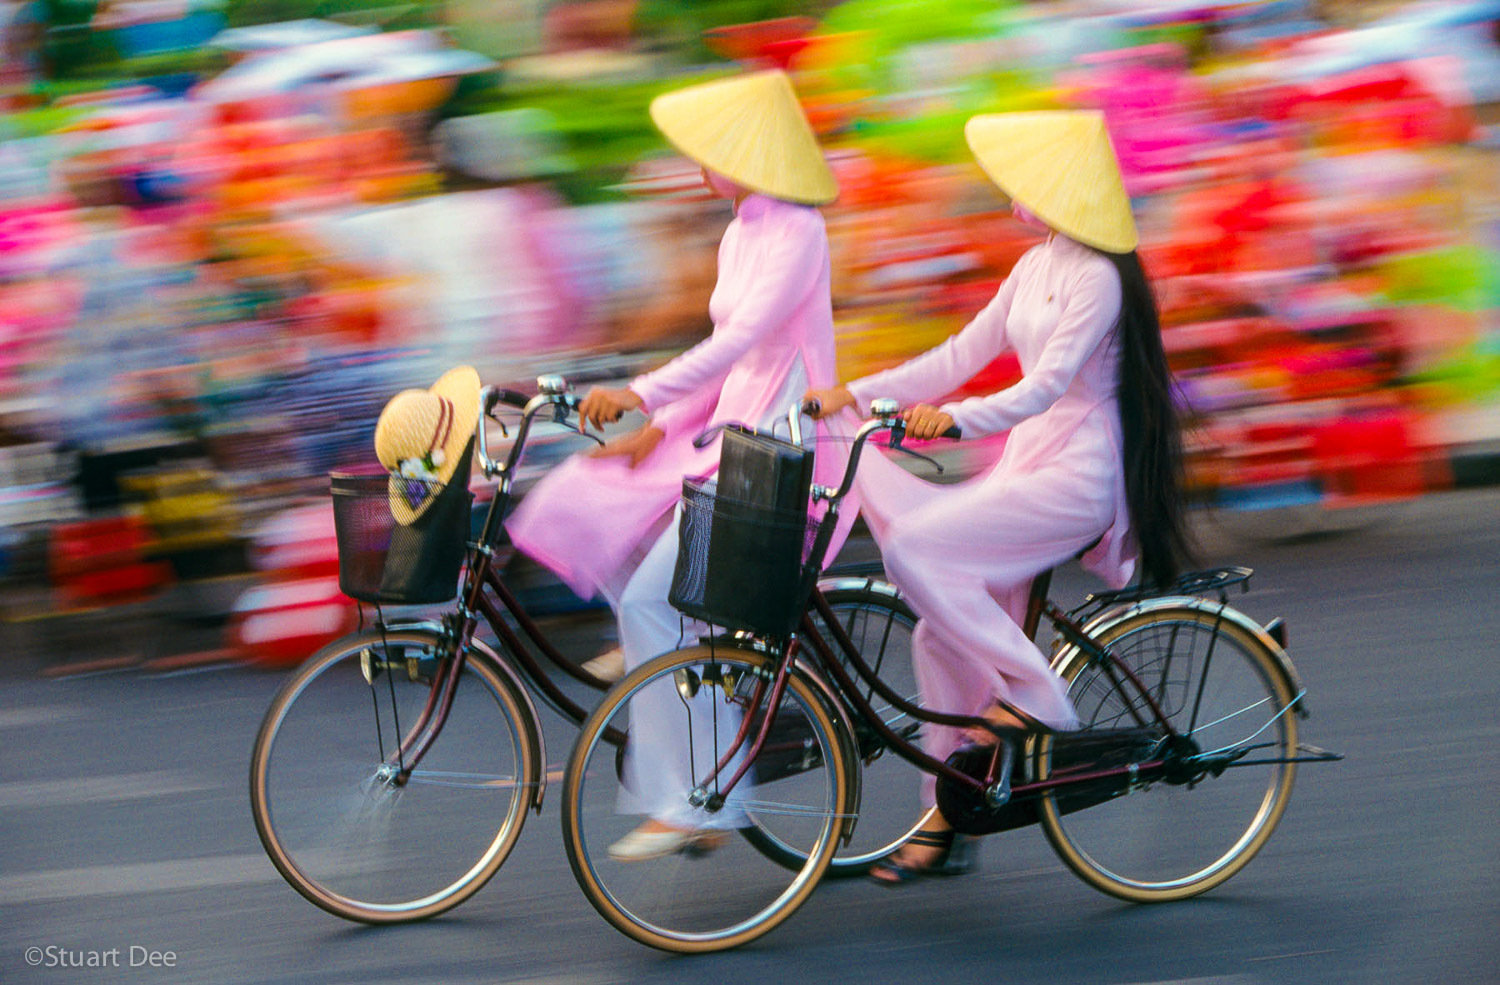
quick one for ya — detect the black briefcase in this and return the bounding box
[670,425,815,636]
[716,424,814,516]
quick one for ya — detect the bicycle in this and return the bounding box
[248,376,927,924]
[560,399,1343,952]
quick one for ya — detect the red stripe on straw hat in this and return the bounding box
[429,396,454,456]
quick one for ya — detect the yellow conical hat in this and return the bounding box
[964,111,1138,254]
[649,69,838,206]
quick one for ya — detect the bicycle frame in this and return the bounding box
[809,588,1174,793]
[373,385,621,783]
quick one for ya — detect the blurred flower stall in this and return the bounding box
[0,0,1496,670]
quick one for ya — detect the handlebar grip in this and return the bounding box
[940,425,963,440]
[497,389,531,410]
[801,397,822,417]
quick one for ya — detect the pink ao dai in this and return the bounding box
[848,235,1137,795]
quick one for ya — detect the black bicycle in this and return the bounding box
[561,399,1343,952]
[249,377,927,924]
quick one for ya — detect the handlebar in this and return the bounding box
[799,396,962,442]
[485,388,533,414]
[474,380,962,504]
[795,397,962,507]
[475,377,584,481]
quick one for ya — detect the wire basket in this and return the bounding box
[330,470,473,605]
[669,478,820,637]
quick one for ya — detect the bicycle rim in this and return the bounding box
[743,587,930,876]
[250,629,536,922]
[562,645,848,952]
[1038,606,1298,902]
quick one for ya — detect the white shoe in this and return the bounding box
[581,647,626,683]
[607,825,726,862]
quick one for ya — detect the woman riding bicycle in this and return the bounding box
[506,70,849,862]
[805,110,1193,884]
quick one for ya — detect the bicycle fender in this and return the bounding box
[791,656,865,848]
[815,575,902,600]
[465,635,550,812]
[1054,597,1309,720]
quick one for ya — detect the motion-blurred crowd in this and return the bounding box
[1,0,1497,668]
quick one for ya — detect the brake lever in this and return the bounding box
[553,402,607,446]
[485,409,509,440]
[888,439,945,475]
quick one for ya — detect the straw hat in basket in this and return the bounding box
[649,69,838,206]
[964,110,1139,254]
[374,365,481,525]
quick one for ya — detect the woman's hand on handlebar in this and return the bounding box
[801,385,855,420]
[578,386,643,430]
[903,404,958,440]
[588,424,664,468]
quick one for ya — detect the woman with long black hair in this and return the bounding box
[804,110,1192,884]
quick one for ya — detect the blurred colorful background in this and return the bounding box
[1,0,1497,673]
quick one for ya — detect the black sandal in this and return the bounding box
[867,828,976,886]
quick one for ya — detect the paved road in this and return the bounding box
[2,490,1498,984]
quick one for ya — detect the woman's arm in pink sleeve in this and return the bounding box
[646,381,719,439]
[629,208,826,413]
[846,266,1021,413]
[940,257,1122,437]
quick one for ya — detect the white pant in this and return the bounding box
[602,508,750,828]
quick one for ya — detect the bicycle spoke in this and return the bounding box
[402,770,532,790]
[740,801,856,819]
[1190,692,1304,758]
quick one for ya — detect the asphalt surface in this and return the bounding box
[2,489,1498,984]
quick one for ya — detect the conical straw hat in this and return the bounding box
[649,69,838,206]
[964,111,1138,254]
[374,365,480,525]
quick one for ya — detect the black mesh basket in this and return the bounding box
[669,478,820,637]
[330,467,473,606]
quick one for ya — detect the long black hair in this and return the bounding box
[1105,250,1193,588]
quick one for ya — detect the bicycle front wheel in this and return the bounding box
[1038,603,1299,902]
[562,644,851,953]
[250,628,539,923]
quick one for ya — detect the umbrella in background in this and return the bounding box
[208,18,376,54]
[191,29,496,115]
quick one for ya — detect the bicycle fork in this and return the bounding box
[360,618,472,787]
[684,642,793,813]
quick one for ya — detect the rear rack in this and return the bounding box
[1071,566,1254,620]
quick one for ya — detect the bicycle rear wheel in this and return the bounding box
[250,628,539,922]
[561,644,851,953]
[742,585,931,877]
[1037,603,1299,902]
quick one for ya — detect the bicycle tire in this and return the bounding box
[1037,602,1299,902]
[250,628,540,923]
[561,644,851,953]
[739,585,931,877]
